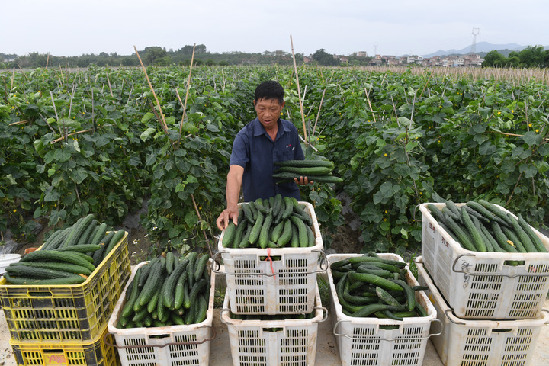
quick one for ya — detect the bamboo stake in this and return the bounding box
[191,194,214,258]
[8,120,28,126]
[364,87,377,123]
[290,35,307,144]
[312,88,326,137]
[133,45,169,135]
[178,44,196,141]
[49,91,62,135]
[52,129,92,144]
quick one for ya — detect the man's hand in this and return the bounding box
[294,176,314,186]
[216,205,239,231]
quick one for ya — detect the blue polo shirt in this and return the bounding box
[230,118,304,202]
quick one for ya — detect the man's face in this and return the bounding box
[254,98,284,131]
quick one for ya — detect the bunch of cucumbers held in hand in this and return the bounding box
[3,214,126,285]
[331,254,429,320]
[118,251,210,329]
[272,159,342,184]
[427,200,547,253]
[222,194,316,249]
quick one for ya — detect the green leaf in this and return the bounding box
[140,127,156,141]
[405,141,419,152]
[522,131,542,147]
[184,211,197,227]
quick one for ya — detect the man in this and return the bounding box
[216,80,311,230]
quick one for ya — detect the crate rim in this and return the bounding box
[327,253,437,328]
[416,257,549,327]
[419,202,549,261]
[0,231,128,289]
[216,201,323,255]
[107,258,215,337]
[220,283,326,327]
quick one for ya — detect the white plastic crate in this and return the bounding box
[107,260,215,366]
[417,258,548,366]
[221,284,326,366]
[216,201,325,315]
[419,203,549,319]
[327,253,439,366]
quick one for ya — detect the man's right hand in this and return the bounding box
[216,205,239,231]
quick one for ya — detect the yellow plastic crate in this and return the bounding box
[0,232,131,343]
[10,324,118,366]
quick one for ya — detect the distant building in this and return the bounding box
[356,51,368,57]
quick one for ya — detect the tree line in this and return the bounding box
[0,45,375,69]
[482,46,549,68]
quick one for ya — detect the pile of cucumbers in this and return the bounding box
[272,159,342,184]
[3,214,126,285]
[117,252,210,328]
[427,200,547,253]
[221,194,316,249]
[331,254,428,319]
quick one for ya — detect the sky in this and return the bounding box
[1,0,548,57]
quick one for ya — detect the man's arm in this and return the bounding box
[216,164,244,230]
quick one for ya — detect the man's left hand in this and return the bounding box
[294,176,314,185]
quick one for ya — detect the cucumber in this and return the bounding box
[186,252,198,289]
[13,261,92,276]
[77,219,98,246]
[348,272,403,292]
[270,221,285,243]
[6,263,76,279]
[507,213,536,252]
[290,223,299,248]
[274,159,335,168]
[147,291,159,314]
[136,260,164,310]
[238,225,253,249]
[258,214,273,249]
[194,254,209,281]
[57,244,102,253]
[391,279,416,312]
[60,215,86,248]
[442,213,476,251]
[163,259,188,309]
[352,303,402,318]
[3,273,86,285]
[502,226,527,252]
[89,223,108,246]
[272,172,343,183]
[281,197,294,220]
[20,250,95,271]
[165,251,175,274]
[254,198,269,214]
[517,214,547,252]
[174,271,188,310]
[461,207,487,252]
[194,294,208,324]
[121,268,141,318]
[492,222,518,252]
[276,166,333,176]
[222,222,237,248]
[233,221,247,249]
[248,211,264,245]
[277,219,292,247]
[242,204,255,224]
[290,216,308,247]
[306,225,315,247]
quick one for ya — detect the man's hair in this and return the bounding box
[255,81,284,104]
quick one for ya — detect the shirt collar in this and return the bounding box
[253,118,289,137]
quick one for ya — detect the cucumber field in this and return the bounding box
[1,65,548,256]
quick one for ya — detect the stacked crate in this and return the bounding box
[326,253,438,366]
[107,261,216,366]
[0,232,130,366]
[418,203,549,366]
[217,201,327,366]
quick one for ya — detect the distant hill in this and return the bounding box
[423,42,526,57]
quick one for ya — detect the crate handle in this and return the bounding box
[313,249,328,271]
[313,306,329,323]
[451,254,548,277]
[333,319,433,341]
[211,251,223,273]
[27,291,53,297]
[104,326,216,349]
[543,309,549,324]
